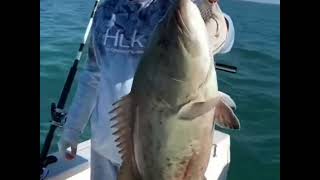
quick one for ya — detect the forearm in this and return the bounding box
[62,37,101,143]
[62,69,100,141]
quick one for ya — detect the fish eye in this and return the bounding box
[208,0,218,3]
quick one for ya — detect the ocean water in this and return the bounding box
[40,0,280,179]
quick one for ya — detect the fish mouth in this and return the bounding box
[173,0,200,37]
[175,8,192,36]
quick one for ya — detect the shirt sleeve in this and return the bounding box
[218,12,235,54]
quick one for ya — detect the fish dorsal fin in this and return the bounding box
[109,94,141,180]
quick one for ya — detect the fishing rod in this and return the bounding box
[216,63,237,73]
[40,0,100,179]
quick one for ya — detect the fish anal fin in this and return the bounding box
[218,91,236,110]
[214,100,240,130]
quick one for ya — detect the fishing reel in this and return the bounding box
[40,103,68,179]
[40,155,57,180]
[40,167,49,180]
[50,102,67,128]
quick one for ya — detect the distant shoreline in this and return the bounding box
[239,0,280,5]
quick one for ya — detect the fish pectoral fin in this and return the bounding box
[178,97,221,120]
[214,100,240,130]
[178,91,240,129]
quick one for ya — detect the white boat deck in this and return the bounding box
[45,130,230,180]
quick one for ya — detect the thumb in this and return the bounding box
[71,146,77,155]
[65,146,77,160]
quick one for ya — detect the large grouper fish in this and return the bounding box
[109,0,240,179]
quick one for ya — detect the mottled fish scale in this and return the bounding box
[110,0,240,180]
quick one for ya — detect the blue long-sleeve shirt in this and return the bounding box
[62,0,235,164]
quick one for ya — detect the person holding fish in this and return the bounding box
[58,0,237,179]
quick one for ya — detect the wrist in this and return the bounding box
[61,127,81,147]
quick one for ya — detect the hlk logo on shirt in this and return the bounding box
[103,27,146,54]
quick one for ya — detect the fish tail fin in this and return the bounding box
[117,161,141,180]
